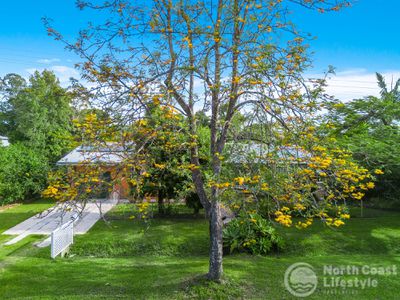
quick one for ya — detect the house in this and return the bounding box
[56,141,310,202]
[56,144,131,198]
[0,136,10,147]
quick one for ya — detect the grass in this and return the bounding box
[0,201,399,299]
[0,198,54,258]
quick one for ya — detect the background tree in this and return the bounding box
[0,73,27,135]
[323,72,400,208]
[0,70,73,162]
[0,144,49,205]
[46,0,361,281]
[138,101,192,214]
[0,71,76,204]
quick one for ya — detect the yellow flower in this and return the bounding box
[275,214,292,227]
[374,169,384,175]
[351,192,365,200]
[154,163,166,169]
[296,219,312,229]
[137,119,147,126]
[366,182,375,189]
[234,177,245,185]
[340,213,350,219]
[294,203,306,211]
[333,219,345,227]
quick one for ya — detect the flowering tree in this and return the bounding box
[42,0,379,281]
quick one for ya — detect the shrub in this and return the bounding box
[185,191,203,215]
[223,212,285,255]
[0,144,49,205]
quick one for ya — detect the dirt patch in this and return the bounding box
[0,203,21,213]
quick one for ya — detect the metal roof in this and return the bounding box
[225,142,309,164]
[56,145,127,166]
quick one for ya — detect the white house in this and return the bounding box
[0,136,10,147]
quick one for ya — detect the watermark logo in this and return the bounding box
[284,263,397,297]
[284,262,318,297]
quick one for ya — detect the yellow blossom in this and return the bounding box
[234,177,245,185]
[340,213,350,219]
[333,219,345,227]
[366,182,375,189]
[294,203,306,211]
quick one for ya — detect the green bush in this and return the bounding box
[0,144,49,205]
[223,212,285,255]
[185,191,203,215]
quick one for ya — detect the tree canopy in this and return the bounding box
[323,72,400,207]
[44,0,373,281]
[0,70,73,162]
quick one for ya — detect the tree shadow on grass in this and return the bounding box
[0,256,209,299]
[66,218,210,258]
[279,215,400,257]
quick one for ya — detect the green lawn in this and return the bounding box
[0,202,399,299]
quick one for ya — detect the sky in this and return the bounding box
[0,0,399,100]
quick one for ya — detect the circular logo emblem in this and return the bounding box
[284,262,318,297]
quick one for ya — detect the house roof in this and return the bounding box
[225,142,309,164]
[57,142,309,166]
[56,144,127,166]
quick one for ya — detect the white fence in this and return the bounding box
[51,219,74,259]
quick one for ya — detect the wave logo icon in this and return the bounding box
[284,262,318,297]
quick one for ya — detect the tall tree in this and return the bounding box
[324,73,400,206]
[139,101,192,214]
[46,0,360,280]
[0,70,73,161]
[0,73,27,135]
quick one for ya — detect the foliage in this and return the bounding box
[44,105,192,207]
[0,70,73,162]
[0,144,49,205]
[223,212,284,255]
[214,130,377,229]
[323,73,400,207]
[138,101,193,214]
[185,191,203,215]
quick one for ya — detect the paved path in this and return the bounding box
[2,199,118,246]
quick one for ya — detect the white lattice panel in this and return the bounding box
[51,220,74,258]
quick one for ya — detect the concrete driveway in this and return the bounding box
[2,198,118,246]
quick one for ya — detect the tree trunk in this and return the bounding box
[158,190,165,215]
[194,206,200,215]
[208,200,223,281]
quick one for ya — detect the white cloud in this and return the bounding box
[26,65,79,86]
[314,69,400,101]
[36,58,61,64]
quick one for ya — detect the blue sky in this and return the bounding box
[1,1,399,99]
